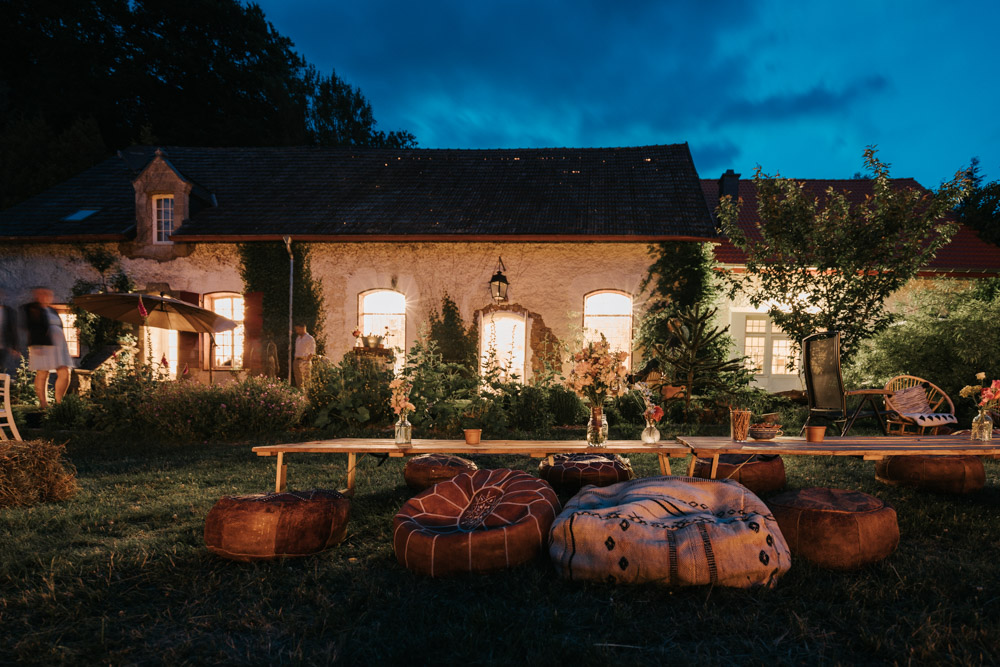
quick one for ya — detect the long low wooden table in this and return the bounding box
[676,435,1000,479]
[252,439,691,494]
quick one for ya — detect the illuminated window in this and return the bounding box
[359,289,406,371]
[743,315,795,376]
[148,327,178,379]
[771,338,796,375]
[583,291,633,368]
[480,311,526,382]
[153,195,174,244]
[206,294,244,369]
[55,308,80,357]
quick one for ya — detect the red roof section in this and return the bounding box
[702,177,1000,275]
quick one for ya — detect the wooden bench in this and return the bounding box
[252,439,691,495]
[676,435,1000,479]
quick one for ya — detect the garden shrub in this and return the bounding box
[44,394,92,429]
[0,439,78,507]
[310,353,394,430]
[87,341,164,432]
[404,332,478,432]
[503,384,553,434]
[546,385,587,425]
[222,375,308,438]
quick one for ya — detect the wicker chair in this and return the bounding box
[1,373,22,441]
[883,375,957,435]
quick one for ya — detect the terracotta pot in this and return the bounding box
[463,428,482,445]
[805,426,827,443]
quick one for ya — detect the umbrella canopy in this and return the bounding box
[73,293,237,334]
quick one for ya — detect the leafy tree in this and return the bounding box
[956,157,1000,247]
[70,247,136,355]
[717,147,969,363]
[307,68,416,149]
[427,293,477,366]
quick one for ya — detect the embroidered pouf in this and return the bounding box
[204,489,350,562]
[394,469,560,577]
[875,455,985,494]
[549,477,791,588]
[404,453,479,492]
[538,453,635,494]
[767,487,898,571]
[691,454,787,495]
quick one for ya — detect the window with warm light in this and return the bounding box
[153,195,174,244]
[742,315,795,376]
[54,308,80,357]
[480,311,526,382]
[359,289,406,370]
[206,294,244,369]
[583,291,633,368]
[148,327,178,379]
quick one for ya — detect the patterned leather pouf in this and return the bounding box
[204,489,350,562]
[538,453,635,494]
[549,477,791,588]
[875,455,985,494]
[767,487,898,571]
[404,453,479,492]
[692,454,787,495]
[394,469,560,577]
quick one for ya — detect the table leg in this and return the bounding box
[657,454,672,476]
[275,452,287,493]
[709,455,720,479]
[346,453,356,496]
[686,455,697,477]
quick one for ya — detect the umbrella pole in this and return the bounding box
[209,334,215,385]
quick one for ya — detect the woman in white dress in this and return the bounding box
[21,287,73,408]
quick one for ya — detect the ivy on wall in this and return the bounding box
[70,246,136,357]
[238,242,325,380]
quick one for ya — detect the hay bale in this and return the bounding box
[0,439,78,507]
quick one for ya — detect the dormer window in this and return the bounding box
[153,195,174,244]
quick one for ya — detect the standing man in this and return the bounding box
[292,322,316,389]
[0,288,21,377]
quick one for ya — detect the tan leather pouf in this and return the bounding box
[205,489,350,562]
[404,453,479,492]
[394,468,560,577]
[538,453,635,494]
[875,455,985,494]
[692,454,786,495]
[767,487,898,571]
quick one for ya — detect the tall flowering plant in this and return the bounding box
[389,377,415,419]
[566,336,630,407]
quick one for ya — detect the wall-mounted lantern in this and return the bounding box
[489,256,509,304]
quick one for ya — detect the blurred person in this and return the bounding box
[21,287,72,408]
[0,288,21,377]
[292,322,315,388]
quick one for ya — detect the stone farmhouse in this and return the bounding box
[1,144,997,393]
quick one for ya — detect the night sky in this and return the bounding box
[255,0,998,187]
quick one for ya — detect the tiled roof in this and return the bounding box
[702,178,1000,274]
[0,144,718,241]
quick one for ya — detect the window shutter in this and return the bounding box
[243,291,264,375]
[175,291,200,377]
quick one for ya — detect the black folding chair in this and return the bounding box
[800,331,888,436]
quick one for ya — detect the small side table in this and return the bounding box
[842,389,892,436]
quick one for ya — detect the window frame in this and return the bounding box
[52,305,81,358]
[358,288,407,372]
[582,289,633,369]
[479,309,527,383]
[738,313,797,377]
[203,292,245,371]
[152,194,174,245]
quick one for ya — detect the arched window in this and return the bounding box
[480,311,526,382]
[583,291,633,367]
[205,293,244,369]
[359,289,406,370]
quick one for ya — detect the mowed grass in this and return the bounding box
[2,431,1000,665]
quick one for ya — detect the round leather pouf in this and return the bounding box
[767,487,898,571]
[393,468,560,577]
[875,455,985,494]
[538,453,635,494]
[692,454,786,495]
[404,453,478,492]
[205,489,350,562]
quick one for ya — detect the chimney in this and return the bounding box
[718,168,740,201]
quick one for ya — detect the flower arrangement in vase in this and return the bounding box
[959,372,999,441]
[354,326,390,348]
[389,377,415,444]
[634,381,664,443]
[566,335,629,446]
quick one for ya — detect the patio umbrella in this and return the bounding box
[73,293,237,334]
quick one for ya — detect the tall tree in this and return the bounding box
[956,157,1000,247]
[717,147,969,362]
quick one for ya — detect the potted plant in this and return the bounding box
[356,326,390,349]
[461,397,488,445]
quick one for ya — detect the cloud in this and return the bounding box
[713,76,889,126]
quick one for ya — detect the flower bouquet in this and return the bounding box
[634,381,663,443]
[566,335,629,446]
[389,377,415,444]
[959,372,999,441]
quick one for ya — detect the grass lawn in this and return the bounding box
[2,430,1000,665]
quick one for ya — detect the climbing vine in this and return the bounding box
[70,245,136,357]
[238,242,326,380]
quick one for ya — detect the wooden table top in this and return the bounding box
[675,435,1000,458]
[253,438,691,457]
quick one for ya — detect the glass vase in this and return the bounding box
[587,405,609,447]
[395,414,412,445]
[971,409,993,441]
[641,418,661,444]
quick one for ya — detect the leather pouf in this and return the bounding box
[875,455,985,494]
[692,454,786,495]
[549,477,791,588]
[767,487,898,571]
[204,489,350,562]
[394,468,560,577]
[538,453,635,494]
[404,453,479,492]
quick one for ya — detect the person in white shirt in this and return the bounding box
[292,323,316,389]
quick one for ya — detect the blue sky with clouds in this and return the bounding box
[255,0,998,187]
